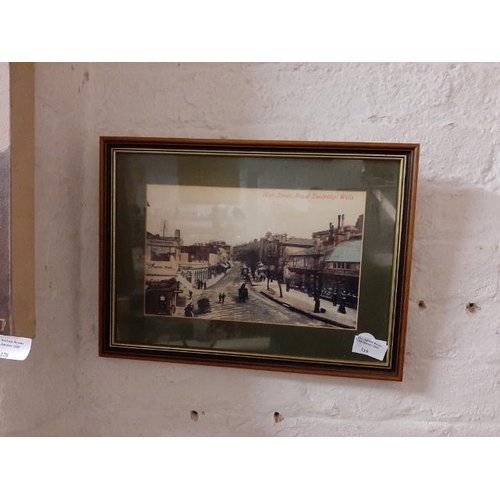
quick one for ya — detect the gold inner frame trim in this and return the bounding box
[107,147,407,369]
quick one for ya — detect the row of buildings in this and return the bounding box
[144,231,232,314]
[233,214,364,309]
[146,230,231,285]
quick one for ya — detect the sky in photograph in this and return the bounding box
[147,184,366,246]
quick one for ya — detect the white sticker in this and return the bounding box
[352,332,388,361]
[0,335,32,361]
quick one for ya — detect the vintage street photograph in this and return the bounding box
[144,184,366,330]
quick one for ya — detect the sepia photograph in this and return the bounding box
[145,184,366,330]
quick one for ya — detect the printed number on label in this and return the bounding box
[0,351,9,358]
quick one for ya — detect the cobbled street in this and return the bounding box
[189,267,329,327]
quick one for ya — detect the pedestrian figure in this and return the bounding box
[314,297,321,313]
[221,292,226,304]
[184,302,194,317]
[219,292,222,303]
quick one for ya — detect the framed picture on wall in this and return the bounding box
[100,137,419,381]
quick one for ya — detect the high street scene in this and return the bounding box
[144,184,366,330]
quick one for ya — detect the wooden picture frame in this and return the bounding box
[100,137,419,381]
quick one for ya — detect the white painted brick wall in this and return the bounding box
[1,62,499,436]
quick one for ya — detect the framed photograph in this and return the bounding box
[100,138,419,380]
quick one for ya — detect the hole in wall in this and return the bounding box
[466,302,480,313]
[274,412,284,423]
[418,300,426,309]
[190,410,199,421]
